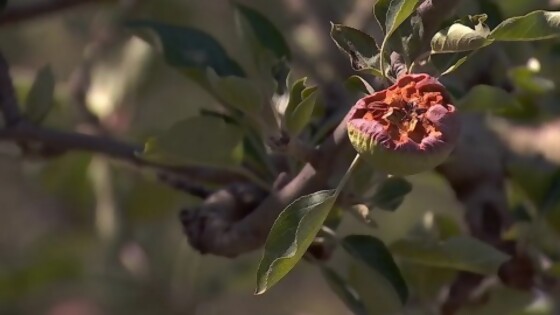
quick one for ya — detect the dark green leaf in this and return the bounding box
[439,55,469,76]
[348,260,403,315]
[342,235,408,304]
[330,23,380,71]
[24,65,55,124]
[255,190,336,294]
[345,75,375,95]
[140,116,244,167]
[321,267,369,315]
[233,3,291,60]
[373,0,391,33]
[127,20,244,77]
[206,68,262,114]
[458,85,523,116]
[490,10,560,42]
[372,177,412,211]
[508,161,559,209]
[391,236,510,275]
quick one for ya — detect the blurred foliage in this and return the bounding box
[3,0,560,314]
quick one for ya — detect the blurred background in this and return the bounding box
[1,0,559,314]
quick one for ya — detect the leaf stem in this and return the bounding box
[334,153,361,198]
[379,40,387,79]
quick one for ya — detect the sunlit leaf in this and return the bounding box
[490,10,560,42]
[330,23,380,71]
[384,0,420,41]
[431,15,493,53]
[255,190,336,294]
[141,116,244,167]
[391,236,510,275]
[24,65,55,124]
[206,68,262,114]
[233,3,290,60]
[379,0,420,61]
[372,177,412,211]
[458,85,523,116]
[127,20,244,77]
[321,266,369,315]
[342,235,408,304]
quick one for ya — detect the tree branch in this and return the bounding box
[0,52,248,186]
[0,0,98,26]
[181,118,353,257]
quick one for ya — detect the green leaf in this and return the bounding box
[439,55,469,76]
[140,116,244,167]
[283,77,307,117]
[255,190,336,294]
[508,66,555,94]
[233,3,291,60]
[508,161,559,209]
[431,15,493,54]
[345,75,375,95]
[383,0,420,46]
[400,262,456,300]
[342,235,408,304]
[380,0,420,74]
[321,267,369,315]
[391,236,510,275]
[206,69,262,114]
[372,177,412,211]
[283,78,317,135]
[330,23,380,71]
[458,85,523,116]
[490,10,560,42]
[24,65,55,124]
[373,0,391,33]
[348,260,403,315]
[456,286,533,315]
[127,20,244,77]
